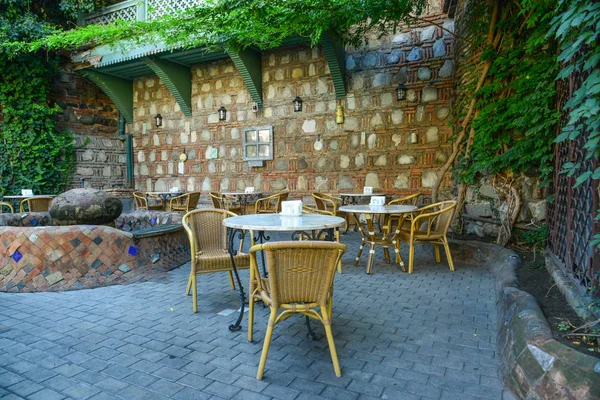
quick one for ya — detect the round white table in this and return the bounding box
[339,205,417,274]
[221,192,263,214]
[339,193,385,205]
[222,213,345,332]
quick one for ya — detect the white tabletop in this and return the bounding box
[339,205,417,214]
[339,193,385,197]
[222,192,263,196]
[223,213,345,231]
[3,195,57,199]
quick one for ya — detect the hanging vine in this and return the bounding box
[431,0,559,245]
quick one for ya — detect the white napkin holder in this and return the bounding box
[21,189,33,196]
[369,196,386,206]
[245,187,255,193]
[281,200,303,216]
[169,187,180,193]
[363,186,373,195]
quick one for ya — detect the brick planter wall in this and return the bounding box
[0,212,189,292]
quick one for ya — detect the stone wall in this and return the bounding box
[50,60,128,190]
[129,8,456,202]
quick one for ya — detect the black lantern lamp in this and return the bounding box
[218,106,227,121]
[396,84,407,101]
[293,96,303,112]
[155,114,163,127]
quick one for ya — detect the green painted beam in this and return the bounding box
[142,57,192,117]
[227,48,263,107]
[79,69,134,123]
[321,30,346,99]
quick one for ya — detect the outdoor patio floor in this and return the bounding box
[0,232,516,400]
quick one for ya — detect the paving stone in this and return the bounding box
[62,382,101,400]
[6,379,44,397]
[28,388,65,400]
[0,233,508,400]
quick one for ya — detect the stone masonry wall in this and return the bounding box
[50,60,127,190]
[130,8,456,202]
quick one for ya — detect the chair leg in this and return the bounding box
[192,275,198,313]
[408,241,415,274]
[185,271,193,295]
[257,308,277,380]
[366,243,376,274]
[336,231,342,274]
[248,294,255,343]
[383,246,391,264]
[228,271,236,290]
[393,240,406,272]
[321,307,341,377]
[434,244,441,263]
[355,239,365,266]
[442,238,455,271]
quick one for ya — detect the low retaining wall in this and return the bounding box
[457,241,600,399]
[0,211,189,292]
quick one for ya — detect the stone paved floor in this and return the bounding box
[0,232,516,400]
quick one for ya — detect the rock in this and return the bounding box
[392,33,409,44]
[433,39,446,57]
[418,67,431,81]
[426,127,439,143]
[393,174,409,189]
[302,119,316,133]
[439,60,453,78]
[50,189,123,226]
[528,200,546,221]
[421,26,436,41]
[422,86,438,102]
[395,67,408,84]
[398,155,415,165]
[372,73,390,87]
[346,55,356,70]
[465,202,493,218]
[365,173,380,189]
[362,53,378,68]
[270,178,287,190]
[387,50,402,64]
[407,47,421,62]
[437,106,450,120]
[338,176,354,190]
[298,157,308,169]
[406,89,417,102]
[421,171,438,187]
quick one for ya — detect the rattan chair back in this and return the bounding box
[411,200,456,238]
[388,192,422,206]
[254,191,289,214]
[252,241,345,308]
[312,193,339,214]
[133,192,149,210]
[0,202,14,213]
[209,192,222,208]
[170,192,201,213]
[20,197,53,212]
[182,209,233,259]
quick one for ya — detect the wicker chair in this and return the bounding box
[19,196,53,212]
[395,200,457,274]
[133,192,164,211]
[247,241,347,379]
[0,202,14,213]
[169,192,201,213]
[209,192,242,214]
[386,192,422,233]
[254,191,289,214]
[182,209,250,313]
[312,193,348,230]
[301,205,343,274]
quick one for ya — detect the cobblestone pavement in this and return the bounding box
[0,232,516,400]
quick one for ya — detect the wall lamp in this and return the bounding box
[155,114,163,127]
[218,106,227,121]
[293,96,303,112]
[396,84,407,101]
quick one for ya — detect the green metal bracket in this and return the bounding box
[227,48,263,108]
[142,57,192,117]
[79,69,134,124]
[321,31,346,99]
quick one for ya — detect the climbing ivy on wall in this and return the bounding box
[453,1,559,187]
[0,0,115,196]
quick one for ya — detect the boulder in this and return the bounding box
[49,189,123,226]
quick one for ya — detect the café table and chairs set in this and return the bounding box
[180,191,458,380]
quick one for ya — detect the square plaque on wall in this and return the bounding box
[242,126,273,168]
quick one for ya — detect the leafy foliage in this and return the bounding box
[0,0,110,196]
[15,0,427,54]
[454,1,559,187]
